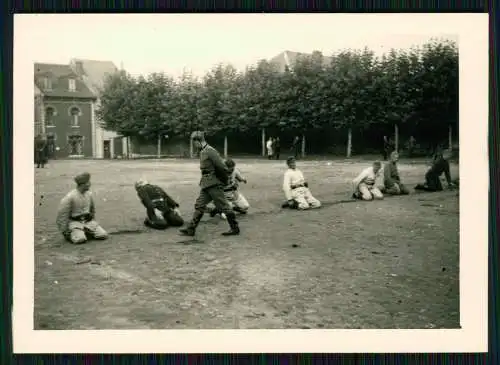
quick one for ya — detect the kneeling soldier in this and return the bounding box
[415,149,456,192]
[282,157,321,210]
[135,179,184,230]
[352,161,384,200]
[56,172,108,244]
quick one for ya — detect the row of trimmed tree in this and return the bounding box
[96,38,458,158]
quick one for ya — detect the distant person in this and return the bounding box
[179,131,240,237]
[134,179,184,230]
[291,135,301,159]
[352,161,384,201]
[383,151,410,195]
[274,137,281,160]
[407,136,416,157]
[56,172,108,244]
[34,134,47,168]
[382,135,394,161]
[266,137,274,160]
[282,156,321,210]
[415,150,456,192]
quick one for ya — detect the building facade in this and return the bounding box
[70,58,129,158]
[35,63,97,158]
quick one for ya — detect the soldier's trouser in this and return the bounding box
[66,220,108,244]
[357,183,384,200]
[225,191,250,211]
[290,187,321,210]
[145,200,184,229]
[415,171,444,192]
[188,185,238,230]
[384,182,410,195]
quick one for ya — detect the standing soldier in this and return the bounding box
[274,137,281,160]
[56,172,108,244]
[34,134,47,168]
[179,132,240,237]
[291,135,301,159]
[266,137,274,160]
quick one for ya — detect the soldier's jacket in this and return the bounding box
[35,138,47,151]
[198,143,230,189]
[136,184,179,220]
[383,161,402,187]
[56,189,96,234]
[427,157,452,183]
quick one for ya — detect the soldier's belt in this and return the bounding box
[291,184,305,190]
[70,214,91,222]
[151,198,164,203]
[224,187,237,192]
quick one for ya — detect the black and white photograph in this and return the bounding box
[14,13,488,353]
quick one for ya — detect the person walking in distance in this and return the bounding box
[291,135,301,159]
[179,131,240,237]
[274,137,281,160]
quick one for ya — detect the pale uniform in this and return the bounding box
[225,168,250,211]
[352,166,384,200]
[266,139,273,157]
[56,189,108,244]
[283,168,321,210]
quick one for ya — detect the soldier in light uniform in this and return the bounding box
[210,158,250,219]
[134,179,184,230]
[179,132,240,237]
[383,151,410,195]
[352,161,384,200]
[56,172,108,244]
[282,156,321,210]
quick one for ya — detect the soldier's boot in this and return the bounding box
[179,210,203,236]
[221,212,240,236]
[208,206,220,218]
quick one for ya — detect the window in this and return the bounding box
[68,78,76,92]
[68,135,84,156]
[43,77,52,90]
[45,107,56,127]
[69,107,80,127]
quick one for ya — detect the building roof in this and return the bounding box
[34,63,96,99]
[70,59,119,94]
[269,50,333,72]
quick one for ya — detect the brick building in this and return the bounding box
[70,59,129,158]
[35,63,97,158]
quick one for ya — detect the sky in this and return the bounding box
[18,14,458,79]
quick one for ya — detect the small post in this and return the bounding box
[301,134,306,158]
[347,128,352,158]
[448,124,453,151]
[157,134,162,159]
[261,128,266,157]
[224,135,228,158]
[394,124,399,152]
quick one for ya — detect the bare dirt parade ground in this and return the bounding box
[34,156,459,330]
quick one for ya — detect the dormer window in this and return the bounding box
[68,78,76,92]
[43,77,52,90]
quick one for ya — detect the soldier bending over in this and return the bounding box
[415,150,456,192]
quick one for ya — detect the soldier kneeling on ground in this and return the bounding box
[281,156,321,210]
[134,179,184,230]
[414,149,457,192]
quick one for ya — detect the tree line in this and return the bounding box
[96,38,458,158]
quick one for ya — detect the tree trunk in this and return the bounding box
[157,134,161,159]
[261,128,266,157]
[448,124,453,151]
[126,137,130,159]
[301,134,306,158]
[224,135,228,158]
[190,136,194,159]
[347,128,352,158]
[394,124,399,152]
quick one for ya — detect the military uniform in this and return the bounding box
[415,156,453,192]
[136,182,184,229]
[180,134,240,236]
[56,173,108,244]
[383,160,410,195]
[34,136,47,168]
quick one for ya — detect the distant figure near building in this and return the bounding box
[34,134,47,168]
[56,172,108,244]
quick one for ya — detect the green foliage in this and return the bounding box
[96,40,458,152]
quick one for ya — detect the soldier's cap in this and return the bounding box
[286,156,296,164]
[135,178,148,189]
[373,160,382,167]
[191,131,205,141]
[74,172,91,185]
[225,158,235,167]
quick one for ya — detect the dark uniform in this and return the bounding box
[136,183,184,230]
[415,156,452,192]
[180,136,240,236]
[34,135,47,168]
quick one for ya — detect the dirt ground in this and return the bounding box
[33,157,460,330]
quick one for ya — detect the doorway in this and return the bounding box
[103,140,111,159]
